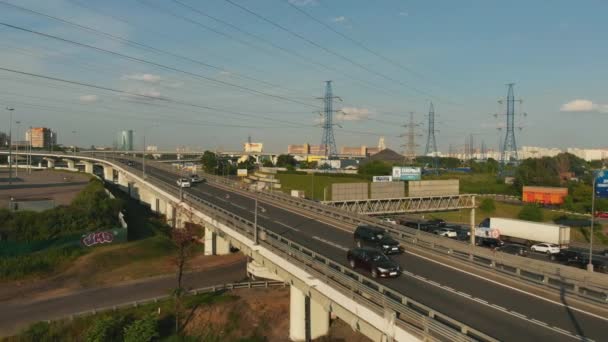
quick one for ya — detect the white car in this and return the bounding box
[381,217,397,225]
[190,174,203,183]
[531,243,560,255]
[434,228,458,238]
[177,178,191,188]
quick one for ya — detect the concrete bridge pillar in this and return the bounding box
[289,287,330,341]
[117,172,129,189]
[204,225,230,255]
[166,203,176,228]
[103,165,114,182]
[44,158,55,169]
[63,159,75,170]
[81,161,94,174]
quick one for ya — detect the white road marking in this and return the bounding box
[405,250,608,323]
[274,220,301,232]
[400,270,582,340]
[312,236,348,251]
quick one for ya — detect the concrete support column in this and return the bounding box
[117,172,129,190]
[289,287,329,341]
[82,161,93,174]
[45,158,55,169]
[310,296,330,340]
[166,203,175,228]
[103,165,114,182]
[204,225,230,255]
[289,286,307,341]
[63,159,75,170]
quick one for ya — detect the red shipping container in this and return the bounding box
[522,186,568,205]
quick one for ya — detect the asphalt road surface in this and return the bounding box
[123,160,608,342]
[0,260,247,337]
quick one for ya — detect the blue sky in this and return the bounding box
[0,0,606,153]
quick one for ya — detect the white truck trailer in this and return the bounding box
[478,217,570,248]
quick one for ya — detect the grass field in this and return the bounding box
[276,173,368,200]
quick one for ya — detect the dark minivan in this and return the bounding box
[354,225,403,254]
[347,247,401,278]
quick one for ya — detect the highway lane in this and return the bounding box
[0,260,247,337]
[132,161,608,341]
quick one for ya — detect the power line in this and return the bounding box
[0,22,321,109]
[224,0,442,101]
[284,0,425,79]
[156,0,401,98]
[0,67,393,139]
[0,0,294,92]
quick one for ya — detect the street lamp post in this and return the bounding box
[588,174,597,272]
[6,107,14,184]
[15,120,20,177]
[142,134,146,178]
[71,130,77,156]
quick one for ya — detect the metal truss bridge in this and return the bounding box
[321,194,476,214]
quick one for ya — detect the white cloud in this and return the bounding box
[399,11,409,17]
[136,89,162,98]
[288,0,318,6]
[560,99,608,113]
[79,94,98,103]
[332,16,346,23]
[338,107,372,121]
[121,73,162,83]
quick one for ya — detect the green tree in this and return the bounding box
[358,160,391,175]
[201,151,218,174]
[276,154,297,167]
[124,314,159,342]
[237,156,256,171]
[86,316,126,342]
[262,159,274,167]
[479,198,496,213]
[518,204,544,222]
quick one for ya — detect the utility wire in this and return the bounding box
[223,0,440,101]
[0,22,320,109]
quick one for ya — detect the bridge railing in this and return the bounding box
[186,168,608,305]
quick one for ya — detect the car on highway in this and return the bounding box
[176,178,191,188]
[551,249,583,264]
[594,212,608,219]
[354,225,403,254]
[427,218,446,227]
[190,174,204,183]
[530,243,560,255]
[497,244,528,257]
[127,161,134,166]
[346,247,401,278]
[380,217,397,225]
[475,237,505,249]
[433,227,457,238]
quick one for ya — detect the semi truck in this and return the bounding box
[478,217,570,248]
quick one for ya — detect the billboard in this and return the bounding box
[237,168,248,177]
[595,170,608,198]
[372,175,393,182]
[392,167,421,181]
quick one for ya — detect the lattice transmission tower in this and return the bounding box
[318,81,341,157]
[424,102,438,156]
[498,83,523,165]
[401,112,421,164]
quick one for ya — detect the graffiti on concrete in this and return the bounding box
[81,231,114,247]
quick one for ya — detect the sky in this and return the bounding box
[0,0,606,153]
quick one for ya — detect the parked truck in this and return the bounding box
[478,217,570,248]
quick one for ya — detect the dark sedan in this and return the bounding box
[347,247,401,278]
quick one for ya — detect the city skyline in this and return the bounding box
[0,0,606,152]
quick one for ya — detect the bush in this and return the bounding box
[124,314,159,342]
[518,204,544,222]
[0,246,85,280]
[479,198,496,213]
[86,315,127,342]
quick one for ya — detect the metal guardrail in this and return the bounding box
[55,281,285,322]
[101,158,493,341]
[321,195,476,214]
[190,170,608,305]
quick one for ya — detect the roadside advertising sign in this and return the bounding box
[392,167,421,181]
[372,175,393,182]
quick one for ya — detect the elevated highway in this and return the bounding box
[2,151,608,341]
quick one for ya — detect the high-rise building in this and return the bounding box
[118,130,134,151]
[25,127,55,148]
[244,142,263,153]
